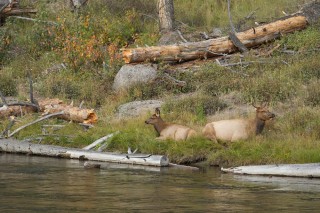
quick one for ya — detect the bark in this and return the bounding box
[122,15,307,64]
[158,0,175,33]
[0,138,170,167]
[221,163,320,178]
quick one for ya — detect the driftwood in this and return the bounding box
[221,163,320,178]
[82,131,119,151]
[0,138,169,167]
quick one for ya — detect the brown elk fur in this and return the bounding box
[202,104,275,142]
[145,108,197,141]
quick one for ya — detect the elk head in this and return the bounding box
[145,108,167,136]
[253,102,275,121]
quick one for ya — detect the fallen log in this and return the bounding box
[123,0,320,64]
[122,15,307,63]
[41,100,98,124]
[0,0,36,17]
[221,163,320,178]
[0,138,169,167]
[1,98,98,124]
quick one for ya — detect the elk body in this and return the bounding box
[145,108,197,141]
[202,104,275,142]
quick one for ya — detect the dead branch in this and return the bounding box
[0,116,15,138]
[7,16,58,25]
[227,0,248,53]
[8,111,65,138]
[163,73,186,87]
[176,30,187,43]
[82,131,119,151]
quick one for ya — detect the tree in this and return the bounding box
[157,0,175,34]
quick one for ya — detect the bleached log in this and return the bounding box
[82,131,119,150]
[122,15,307,63]
[0,139,169,167]
[84,160,163,172]
[221,163,320,178]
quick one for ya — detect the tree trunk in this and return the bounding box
[158,0,175,33]
[122,15,307,64]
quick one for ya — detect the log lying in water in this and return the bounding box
[221,163,320,178]
[0,139,169,167]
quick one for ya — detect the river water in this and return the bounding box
[1,153,320,212]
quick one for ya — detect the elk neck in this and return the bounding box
[255,117,266,135]
[153,118,168,135]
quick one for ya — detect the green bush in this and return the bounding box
[305,79,320,107]
[163,93,227,122]
[0,70,17,96]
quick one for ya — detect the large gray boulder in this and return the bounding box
[116,100,163,119]
[113,64,157,91]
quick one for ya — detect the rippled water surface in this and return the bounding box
[1,153,320,212]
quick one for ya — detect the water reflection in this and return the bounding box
[1,153,320,212]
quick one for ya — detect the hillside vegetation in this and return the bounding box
[1,0,320,166]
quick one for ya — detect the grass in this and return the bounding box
[1,0,320,166]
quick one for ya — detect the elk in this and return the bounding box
[202,103,275,142]
[145,108,197,141]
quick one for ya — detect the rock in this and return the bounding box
[209,28,223,38]
[158,31,183,45]
[117,100,164,119]
[84,161,101,169]
[112,64,157,91]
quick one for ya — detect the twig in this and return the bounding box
[219,60,270,67]
[79,100,84,108]
[140,13,158,22]
[28,73,39,111]
[200,32,209,40]
[176,30,188,43]
[8,16,58,26]
[0,116,15,138]
[8,111,65,138]
[163,73,186,87]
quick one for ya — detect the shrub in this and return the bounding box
[0,69,17,96]
[305,79,320,107]
[163,93,227,122]
[282,107,320,139]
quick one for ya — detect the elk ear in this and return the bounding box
[155,108,160,117]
